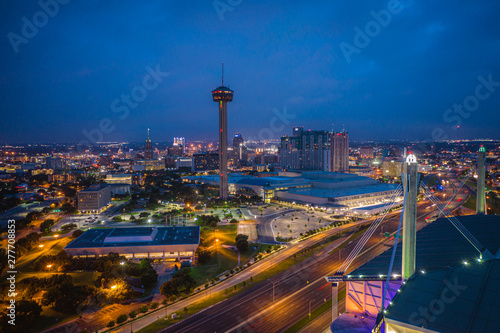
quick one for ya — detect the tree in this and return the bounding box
[16,299,42,322]
[196,249,212,264]
[139,212,150,218]
[113,216,122,222]
[139,305,148,313]
[128,310,137,318]
[235,234,249,252]
[149,301,159,309]
[229,218,238,224]
[61,202,76,214]
[72,229,84,238]
[107,320,115,327]
[183,307,189,315]
[160,268,196,298]
[116,314,128,324]
[40,219,56,233]
[137,259,158,288]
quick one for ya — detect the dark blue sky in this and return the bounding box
[1,0,500,144]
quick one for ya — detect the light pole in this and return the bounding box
[309,299,315,320]
[215,238,219,258]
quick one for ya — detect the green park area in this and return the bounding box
[190,225,255,285]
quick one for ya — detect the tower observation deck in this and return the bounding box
[212,63,234,199]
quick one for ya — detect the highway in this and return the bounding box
[152,175,467,333]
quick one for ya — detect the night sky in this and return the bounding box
[1,0,500,144]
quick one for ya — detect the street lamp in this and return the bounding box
[39,244,44,248]
[111,285,117,289]
[309,299,315,320]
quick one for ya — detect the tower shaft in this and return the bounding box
[477,150,486,214]
[402,160,418,280]
[219,101,228,199]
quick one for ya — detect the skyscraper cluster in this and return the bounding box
[280,127,349,172]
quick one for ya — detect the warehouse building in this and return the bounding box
[183,171,398,208]
[64,226,200,261]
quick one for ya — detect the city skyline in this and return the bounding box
[2,2,500,332]
[1,1,500,144]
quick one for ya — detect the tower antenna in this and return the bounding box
[147,128,150,139]
[222,61,224,86]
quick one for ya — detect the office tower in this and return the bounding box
[192,152,220,172]
[293,126,304,137]
[233,133,245,160]
[280,128,330,171]
[233,133,244,150]
[173,137,186,154]
[331,130,349,172]
[144,128,153,160]
[359,147,374,158]
[211,63,234,199]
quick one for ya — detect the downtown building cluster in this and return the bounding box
[280,126,349,172]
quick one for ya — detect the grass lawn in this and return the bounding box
[190,225,258,284]
[190,247,239,285]
[201,224,238,246]
[466,180,477,190]
[463,195,476,211]
[328,224,369,255]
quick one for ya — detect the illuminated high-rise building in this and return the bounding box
[211,63,234,199]
[280,128,330,171]
[144,128,153,160]
[173,137,186,154]
[330,130,349,172]
[233,133,244,159]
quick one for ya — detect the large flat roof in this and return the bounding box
[385,259,500,332]
[65,226,200,249]
[80,184,110,192]
[345,215,500,280]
